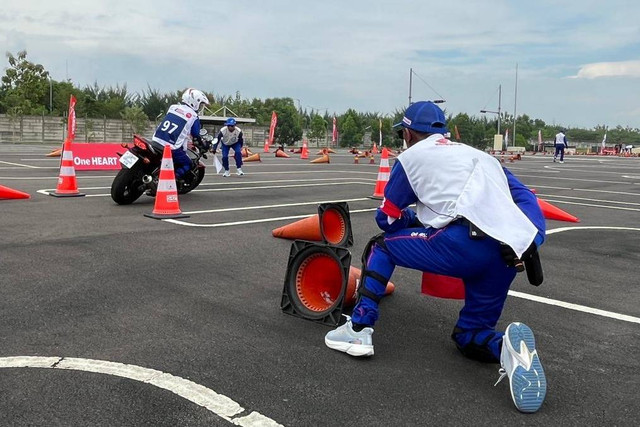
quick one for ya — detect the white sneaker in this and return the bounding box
[222,170,230,177]
[495,322,546,413]
[559,161,564,164]
[236,168,244,176]
[325,315,374,357]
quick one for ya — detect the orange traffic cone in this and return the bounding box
[310,153,330,164]
[244,153,261,162]
[345,266,395,306]
[144,145,189,219]
[327,148,336,154]
[369,154,375,164]
[300,141,309,160]
[354,155,359,164]
[275,148,290,158]
[372,143,379,154]
[263,139,270,153]
[50,139,85,197]
[46,148,62,157]
[421,272,465,299]
[537,198,580,222]
[272,202,353,246]
[0,184,30,200]
[370,147,390,199]
[241,147,249,157]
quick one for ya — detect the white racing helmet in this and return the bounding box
[181,88,210,114]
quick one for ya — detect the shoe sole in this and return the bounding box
[325,337,374,357]
[505,323,546,413]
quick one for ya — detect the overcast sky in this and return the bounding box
[2,0,639,129]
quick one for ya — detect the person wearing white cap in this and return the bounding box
[324,101,548,413]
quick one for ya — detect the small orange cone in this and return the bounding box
[244,153,261,162]
[369,154,375,164]
[310,153,330,164]
[537,198,580,222]
[0,184,30,200]
[372,143,379,154]
[144,145,189,220]
[370,147,390,199]
[327,148,336,154]
[300,141,309,159]
[421,272,465,299]
[263,139,270,153]
[50,139,85,197]
[275,148,291,158]
[46,148,62,157]
[354,155,359,164]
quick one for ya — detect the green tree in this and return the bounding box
[308,114,327,143]
[0,50,50,115]
[262,98,302,145]
[339,115,360,147]
[121,106,150,135]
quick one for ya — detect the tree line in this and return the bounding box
[2,51,639,147]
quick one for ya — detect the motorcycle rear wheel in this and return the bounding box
[111,165,144,205]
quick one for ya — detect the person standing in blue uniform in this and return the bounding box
[554,129,568,163]
[325,101,547,413]
[213,118,244,177]
[152,88,209,178]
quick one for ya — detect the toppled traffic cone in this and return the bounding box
[272,202,353,247]
[0,184,30,200]
[310,153,330,164]
[275,148,290,158]
[46,148,62,157]
[370,147,390,199]
[300,141,309,160]
[531,189,580,222]
[280,240,394,325]
[421,272,465,299]
[538,198,580,222]
[244,153,261,162]
[144,145,189,220]
[50,139,85,197]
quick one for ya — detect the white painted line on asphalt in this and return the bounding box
[516,173,640,186]
[508,291,640,324]
[183,198,371,215]
[542,198,640,212]
[546,225,640,235]
[165,208,378,228]
[622,175,640,179]
[537,194,640,207]
[0,356,282,426]
[0,175,115,180]
[0,160,44,169]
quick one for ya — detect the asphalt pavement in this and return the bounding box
[1,144,639,426]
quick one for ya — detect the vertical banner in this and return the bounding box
[504,128,509,148]
[454,125,461,141]
[601,132,607,151]
[332,117,337,146]
[268,111,277,146]
[67,94,77,142]
[379,118,382,146]
[538,129,543,151]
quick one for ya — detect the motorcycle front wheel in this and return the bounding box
[111,165,145,205]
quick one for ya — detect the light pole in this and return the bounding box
[480,84,501,134]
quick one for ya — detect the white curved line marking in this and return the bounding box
[0,357,282,426]
[510,226,640,324]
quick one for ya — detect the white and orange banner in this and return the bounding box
[332,117,337,145]
[67,95,77,142]
[268,111,277,146]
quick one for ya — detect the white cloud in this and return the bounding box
[570,61,640,79]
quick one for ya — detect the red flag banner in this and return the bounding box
[67,94,77,142]
[332,117,337,145]
[268,111,277,146]
[454,125,461,141]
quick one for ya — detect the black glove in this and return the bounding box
[500,242,543,286]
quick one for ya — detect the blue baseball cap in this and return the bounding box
[393,101,448,134]
[225,118,237,126]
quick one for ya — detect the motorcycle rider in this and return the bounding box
[212,118,244,177]
[152,88,210,180]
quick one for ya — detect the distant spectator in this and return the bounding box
[554,130,568,163]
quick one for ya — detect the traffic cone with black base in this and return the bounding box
[272,202,353,247]
[50,139,85,197]
[144,145,189,220]
[280,241,395,326]
[0,185,30,200]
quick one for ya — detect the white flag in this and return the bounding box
[213,153,223,174]
[504,129,509,146]
[601,133,607,148]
